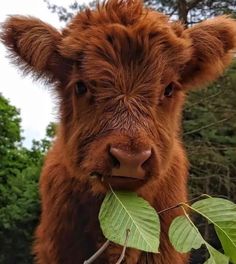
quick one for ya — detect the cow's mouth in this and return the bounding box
[90,172,145,190]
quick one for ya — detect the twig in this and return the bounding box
[158,203,182,214]
[168,5,178,17]
[187,0,205,10]
[83,240,110,264]
[158,194,210,214]
[190,175,224,180]
[183,118,230,136]
[185,90,223,108]
[115,229,130,264]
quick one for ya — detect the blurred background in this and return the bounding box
[0,0,235,263]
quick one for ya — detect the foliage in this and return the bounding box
[98,193,236,264]
[182,62,236,263]
[99,189,160,253]
[43,0,96,22]
[184,62,236,203]
[170,215,229,264]
[0,94,21,149]
[191,198,236,263]
[0,94,53,264]
[170,197,236,264]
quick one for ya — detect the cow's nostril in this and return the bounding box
[109,151,120,168]
[109,146,152,180]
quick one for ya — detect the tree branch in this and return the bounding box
[177,0,188,25]
[83,240,110,264]
[168,5,178,17]
[158,194,210,214]
[115,229,130,264]
[187,0,203,10]
[185,90,224,109]
[183,118,230,136]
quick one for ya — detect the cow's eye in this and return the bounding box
[75,81,87,95]
[164,83,174,97]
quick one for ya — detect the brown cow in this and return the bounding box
[1,0,236,263]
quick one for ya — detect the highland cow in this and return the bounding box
[1,0,236,263]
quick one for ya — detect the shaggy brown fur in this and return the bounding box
[1,0,236,263]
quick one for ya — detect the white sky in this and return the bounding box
[0,0,89,148]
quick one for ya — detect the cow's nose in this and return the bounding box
[109,147,152,180]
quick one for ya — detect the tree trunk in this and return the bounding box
[177,0,188,26]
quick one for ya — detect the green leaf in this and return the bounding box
[99,190,160,253]
[169,212,229,264]
[205,244,229,264]
[169,215,202,253]
[215,225,236,264]
[191,198,236,263]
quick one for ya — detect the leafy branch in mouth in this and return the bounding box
[83,190,236,264]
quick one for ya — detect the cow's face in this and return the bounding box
[58,11,191,193]
[2,1,236,195]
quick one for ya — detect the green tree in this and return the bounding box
[0,94,21,149]
[0,94,54,264]
[44,0,96,22]
[0,95,22,184]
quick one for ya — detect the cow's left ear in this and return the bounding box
[180,16,236,89]
[1,16,71,83]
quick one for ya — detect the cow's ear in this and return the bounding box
[1,16,71,83]
[180,16,236,89]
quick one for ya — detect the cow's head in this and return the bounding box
[2,0,236,195]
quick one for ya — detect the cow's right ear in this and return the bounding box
[1,16,72,83]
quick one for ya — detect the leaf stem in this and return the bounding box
[115,229,130,264]
[181,206,198,229]
[182,202,236,248]
[83,240,110,264]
